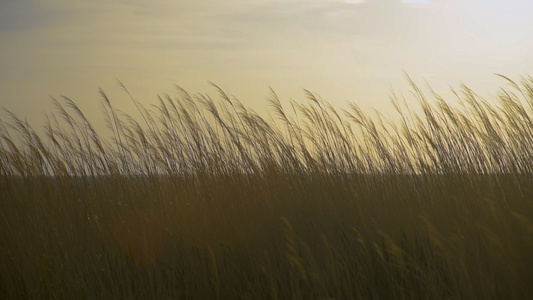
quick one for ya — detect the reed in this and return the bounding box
[1,75,533,299]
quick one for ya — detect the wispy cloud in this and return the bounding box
[402,0,430,4]
[344,0,367,4]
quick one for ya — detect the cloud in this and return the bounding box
[402,0,430,4]
[344,0,367,4]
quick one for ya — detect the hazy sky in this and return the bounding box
[1,0,533,128]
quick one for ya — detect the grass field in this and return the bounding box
[1,75,533,299]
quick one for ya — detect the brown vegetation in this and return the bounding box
[1,75,533,299]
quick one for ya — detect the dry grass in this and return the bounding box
[1,75,533,299]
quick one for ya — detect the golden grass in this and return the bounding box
[1,75,533,299]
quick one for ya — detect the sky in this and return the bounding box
[1,0,533,130]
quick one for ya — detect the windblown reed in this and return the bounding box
[1,75,533,299]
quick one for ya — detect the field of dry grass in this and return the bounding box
[1,75,533,299]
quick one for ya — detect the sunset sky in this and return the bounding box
[1,0,533,129]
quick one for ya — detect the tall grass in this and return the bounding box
[1,75,533,299]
